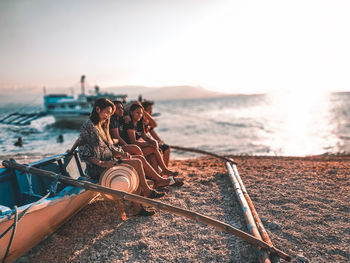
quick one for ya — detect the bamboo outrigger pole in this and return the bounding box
[168,146,290,261]
[3,160,290,261]
[226,162,271,263]
[230,163,281,263]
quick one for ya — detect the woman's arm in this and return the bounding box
[111,144,125,157]
[141,132,158,148]
[143,110,157,128]
[67,137,81,155]
[110,128,127,146]
[127,129,149,147]
[150,128,162,142]
[88,157,115,169]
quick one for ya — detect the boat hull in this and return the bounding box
[0,153,97,262]
[0,189,97,262]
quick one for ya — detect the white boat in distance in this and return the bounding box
[0,76,127,128]
[44,75,127,127]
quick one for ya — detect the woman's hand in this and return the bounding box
[111,146,124,157]
[148,139,158,148]
[123,115,131,124]
[122,152,131,159]
[99,160,115,169]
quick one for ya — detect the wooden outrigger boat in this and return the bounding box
[0,153,97,262]
[1,148,291,263]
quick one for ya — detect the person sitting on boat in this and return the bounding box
[109,100,177,188]
[142,100,171,166]
[110,100,143,155]
[121,103,180,181]
[75,98,172,215]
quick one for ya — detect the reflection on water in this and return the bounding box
[157,92,349,157]
[263,91,339,155]
[328,92,350,153]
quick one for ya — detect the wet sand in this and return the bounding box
[6,155,350,262]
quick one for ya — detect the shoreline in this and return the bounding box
[8,155,349,262]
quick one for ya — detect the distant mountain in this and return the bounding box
[104,85,225,100]
[0,84,226,104]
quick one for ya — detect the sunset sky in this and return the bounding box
[1,0,349,94]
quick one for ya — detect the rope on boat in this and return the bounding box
[1,207,18,263]
[25,163,35,196]
[23,160,59,196]
[49,173,60,195]
[0,192,51,263]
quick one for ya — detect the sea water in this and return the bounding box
[1,91,350,159]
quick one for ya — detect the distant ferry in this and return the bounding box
[0,76,127,128]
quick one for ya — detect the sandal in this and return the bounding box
[137,206,155,217]
[170,180,184,187]
[165,171,179,177]
[173,171,179,176]
[168,177,184,187]
[148,190,165,199]
[154,177,173,189]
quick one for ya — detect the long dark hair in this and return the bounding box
[112,100,123,118]
[90,98,115,143]
[129,103,143,121]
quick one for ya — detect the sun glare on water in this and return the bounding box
[264,90,338,156]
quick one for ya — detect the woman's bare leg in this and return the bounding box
[122,144,143,155]
[141,145,173,174]
[162,148,170,166]
[122,159,153,196]
[146,154,160,173]
[132,155,169,185]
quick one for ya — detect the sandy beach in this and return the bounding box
[5,154,349,263]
